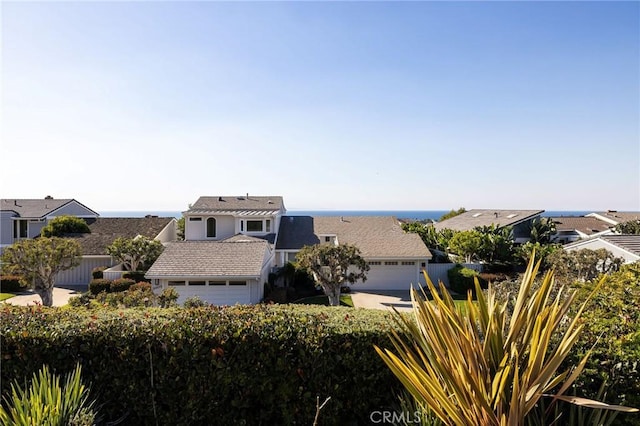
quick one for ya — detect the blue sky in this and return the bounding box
[1,1,638,212]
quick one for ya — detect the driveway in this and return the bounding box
[350,290,414,312]
[2,285,87,307]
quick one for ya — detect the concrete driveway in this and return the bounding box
[350,290,415,313]
[2,286,86,307]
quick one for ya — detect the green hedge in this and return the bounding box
[447,264,486,295]
[88,279,111,295]
[0,275,24,293]
[0,304,402,425]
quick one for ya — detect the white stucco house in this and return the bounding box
[146,195,432,305]
[564,235,640,264]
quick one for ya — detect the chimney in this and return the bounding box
[246,193,249,200]
[340,216,344,222]
[494,212,499,218]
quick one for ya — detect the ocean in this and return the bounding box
[100,210,593,221]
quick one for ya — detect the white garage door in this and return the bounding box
[168,281,252,306]
[355,261,423,291]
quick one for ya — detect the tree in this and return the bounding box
[448,230,483,263]
[41,215,90,237]
[295,243,369,306]
[1,237,82,306]
[438,207,466,222]
[547,248,623,283]
[529,217,556,244]
[176,217,185,240]
[474,224,515,265]
[106,236,164,272]
[615,219,640,235]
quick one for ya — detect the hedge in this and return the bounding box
[0,304,402,425]
[0,275,24,293]
[447,264,487,295]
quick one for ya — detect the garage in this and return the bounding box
[165,279,253,305]
[354,260,425,291]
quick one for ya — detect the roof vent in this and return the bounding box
[494,212,499,218]
[218,197,223,202]
[268,200,273,204]
[507,213,518,218]
[44,195,53,200]
[472,213,482,218]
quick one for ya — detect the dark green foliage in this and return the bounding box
[0,305,401,425]
[0,275,25,293]
[183,296,208,308]
[110,278,135,293]
[88,279,111,295]
[563,263,640,425]
[615,220,640,235]
[122,271,149,283]
[447,265,486,295]
[528,217,557,244]
[91,267,106,280]
[41,216,90,237]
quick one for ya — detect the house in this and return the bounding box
[58,216,177,285]
[0,197,99,252]
[145,195,283,305]
[275,216,432,291]
[146,195,432,304]
[433,209,544,243]
[564,235,640,264]
[586,211,640,226]
[549,216,614,244]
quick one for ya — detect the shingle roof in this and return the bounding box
[590,211,640,225]
[146,240,269,278]
[0,198,95,218]
[601,235,640,257]
[188,196,285,213]
[66,217,174,255]
[433,209,544,231]
[276,216,431,258]
[550,216,612,235]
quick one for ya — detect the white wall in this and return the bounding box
[565,240,639,264]
[56,256,115,286]
[0,211,15,246]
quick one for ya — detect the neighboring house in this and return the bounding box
[564,235,640,264]
[0,197,99,252]
[146,195,284,305]
[275,216,432,291]
[146,235,272,305]
[433,209,544,243]
[550,216,614,244]
[57,216,177,285]
[586,211,640,227]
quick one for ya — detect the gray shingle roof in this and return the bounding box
[0,198,96,218]
[601,235,640,256]
[434,209,544,231]
[550,216,612,235]
[276,216,431,258]
[591,212,640,225]
[146,240,269,278]
[66,217,174,255]
[188,196,285,213]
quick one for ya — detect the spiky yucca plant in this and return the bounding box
[375,255,638,426]
[0,363,97,426]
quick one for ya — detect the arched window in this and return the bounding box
[206,217,216,238]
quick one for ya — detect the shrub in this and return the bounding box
[95,287,156,308]
[129,281,152,292]
[91,267,106,280]
[158,287,179,307]
[110,278,135,293]
[1,304,400,425]
[0,363,97,426]
[122,271,149,283]
[183,296,208,308]
[88,279,111,295]
[447,264,486,295]
[0,275,25,293]
[41,216,90,237]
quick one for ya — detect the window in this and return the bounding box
[240,221,244,232]
[401,261,416,266]
[189,217,202,221]
[266,220,271,233]
[206,218,216,238]
[246,220,263,232]
[14,221,27,239]
[188,281,206,286]
[368,261,381,266]
[325,236,331,243]
[421,262,426,267]
[168,281,185,286]
[209,281,226,286]
[229,281,246,286]
[385,261,398,266]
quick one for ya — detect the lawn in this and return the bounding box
[292,294,354,307]
[0,293,15,301]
